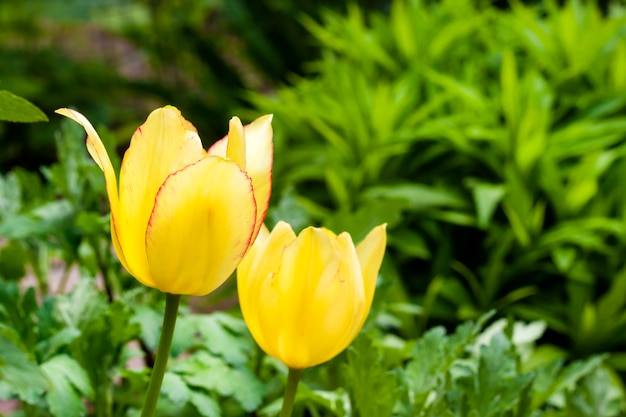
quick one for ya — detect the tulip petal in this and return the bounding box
[356,224,387,313]
[226,117,246,170]
[118,106,206,283]
[270,227,343,368]
[209,115,273,241]
[332,232,368,335]
[238,221,296,351]
[145,156,256,296]
[238,221,296,294]
[54,108,133,274]
[295,232,364,368]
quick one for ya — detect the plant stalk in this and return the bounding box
[140,293,181,417]
[280,368,302,417]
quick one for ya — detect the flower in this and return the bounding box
[56,106,273,296]
[237,221,386,369]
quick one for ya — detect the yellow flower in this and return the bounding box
[56,106,273,296]
[237,221,386,369]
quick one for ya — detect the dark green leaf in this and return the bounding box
[0,90,47,122]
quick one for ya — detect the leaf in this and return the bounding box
[205,313,253,365]
[189,390,221,417]
[500,49,519,128]
[363,183,468,211]
[565,367,624,417]
[0,200,74,239]
[0,281,39,349]
[0,172,21,218]
[343,333,398,417]
[161,372,191,405]
[0,90,48,122]
[131,305,163,351]
[299,387,351,417]
[36,327,81,362]
[259,385,351,417]
[176,351,265,412]
[468,181,506,229]
[267,186,314,232]
[0,240,27,281]
[41,354,93,417]
[405,317,489,412]
[388,229,431,259]
[0,328,50,403]
[324,199,404,243]
[449,334,534,417]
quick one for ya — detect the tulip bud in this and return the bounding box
[238,221,386,369]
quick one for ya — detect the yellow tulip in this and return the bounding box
[237,221,387,369]
[55,106,273,296]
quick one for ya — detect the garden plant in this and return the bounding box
[2,0,626,416]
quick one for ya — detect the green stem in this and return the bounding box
[141,293,181,417]
[280,368,302,417]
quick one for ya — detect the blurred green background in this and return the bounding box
[3,0,626,389]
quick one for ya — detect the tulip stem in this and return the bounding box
[141,293,181,417]
[280,368,302,417]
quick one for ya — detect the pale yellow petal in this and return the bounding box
[55,108,136,276]
[356,224,387,317]
[110,215,136,282]
[209,115,273,241]
[118,106,206,283]
[226,117,246,170]
[145,156,256,296]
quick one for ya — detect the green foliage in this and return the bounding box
[249,0,626,358]
[253,315,625,417]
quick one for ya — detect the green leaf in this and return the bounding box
[189,390,221,417]
[298,386,351,417]
[363,183,468,211]
[132,305,163,351]
[0,328,50,403]
[0,240,27,281]
[564,367,624,417]
[173,313,254,366]
[161,372,191,405]
[450,334,534,417]
[468,181,506,229]
[388,229,431,259]
[0,90,48,122]
[259,385,351,417]
[343,333,398,417]
[36,327,81,362]
[0,281,39,349]
[0,172,21,218]
[324,200,404,243]
[41,354,93,417]
[176,351,265,412]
